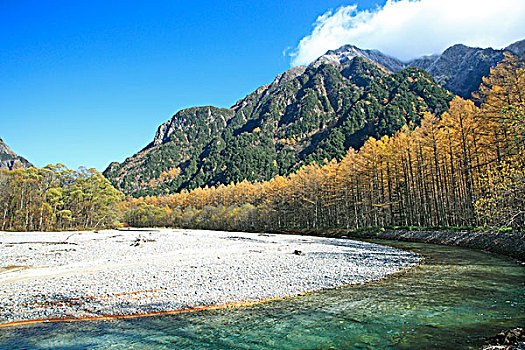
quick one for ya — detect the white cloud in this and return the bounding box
[290,0,525,66]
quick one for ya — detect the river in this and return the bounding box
[0,239,523,349]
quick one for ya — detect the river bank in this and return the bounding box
[0,229,419,326]
[275,228,524,261]
[1,239,522,349]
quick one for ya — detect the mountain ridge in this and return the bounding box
[314,39,525,98]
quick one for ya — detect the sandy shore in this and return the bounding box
[0,229,420,325]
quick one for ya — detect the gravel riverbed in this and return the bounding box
[0,229,420,325]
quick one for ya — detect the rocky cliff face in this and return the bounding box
[0,137,33,170]
[149,106,234,148]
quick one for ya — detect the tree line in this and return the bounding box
[1,55,522,233]
[122,54,524,232]
[0,164,123,231]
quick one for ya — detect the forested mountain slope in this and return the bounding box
[104,57,452,197]
[0,137,33,170]
[122,54,525,233]
[105,39,524,197]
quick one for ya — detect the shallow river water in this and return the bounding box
[0,240,523,349]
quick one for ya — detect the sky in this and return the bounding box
[1,0,523,171]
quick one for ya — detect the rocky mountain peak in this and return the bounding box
[312,44,405,72]
[0,137,15,156]
[506,39,525,57]
[151,106,234,148]
[271,66,307,86]
[0,137,33,170]
[441,43,472,54]
[231,66,307,112]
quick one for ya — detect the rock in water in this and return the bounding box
[483,327,524,349]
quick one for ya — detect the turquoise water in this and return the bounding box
[0,240,523,349]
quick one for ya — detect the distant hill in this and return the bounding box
[0,137,33,170]
[104,39,524,197]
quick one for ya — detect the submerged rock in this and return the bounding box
[483,327,524,349]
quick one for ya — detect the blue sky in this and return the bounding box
[0,0,385,170]
[1,0,523,171]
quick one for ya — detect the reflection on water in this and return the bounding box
[1,240,523,349]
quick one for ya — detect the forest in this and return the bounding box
[0,54,523,233]
[122,54,524,232]
[0,165,122,231]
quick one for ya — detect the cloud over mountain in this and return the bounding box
[290,0,525,65]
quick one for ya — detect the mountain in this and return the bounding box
[105,39,524,197]
[314,39,525,98]
[0,137,33,170]
[104,56,452,196]
[406,44,506,98]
